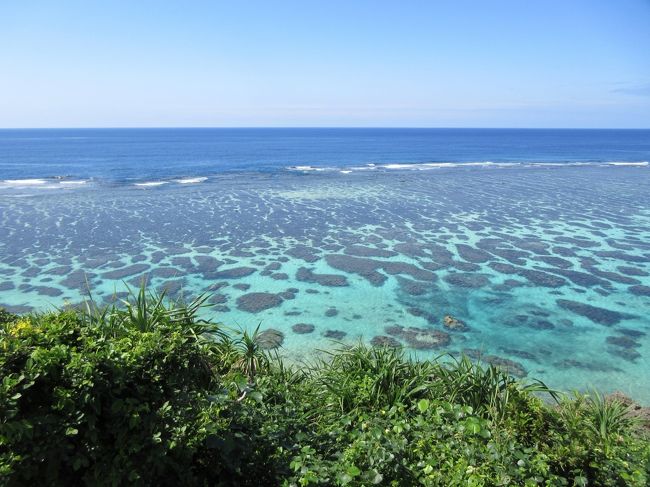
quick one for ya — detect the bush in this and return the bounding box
[1,291,649,486]
[0,292,276,486]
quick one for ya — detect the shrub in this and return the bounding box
[0,297,276,486]
[1,294,648,486]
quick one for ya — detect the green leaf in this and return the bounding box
[417,399,430,414]
[370,471,383,484]
[479,428,491,439]
[465,418,481,434]
[346,465,361,477]
[249,391,263,403]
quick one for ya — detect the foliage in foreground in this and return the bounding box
[1,290,649,486]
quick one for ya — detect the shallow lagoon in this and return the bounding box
[1,165,649,402]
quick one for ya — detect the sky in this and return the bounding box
[1,0,649,128]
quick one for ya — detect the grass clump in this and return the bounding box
[1,289,648,486]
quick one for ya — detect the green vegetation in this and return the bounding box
[1,288,649,486]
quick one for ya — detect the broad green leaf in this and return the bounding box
[417,399,430,413]
[346,465,361,477]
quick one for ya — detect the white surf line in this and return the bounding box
[608,161,649,166]
[174,177,208,184]
[134,181,169,187]
[2,178,48,186]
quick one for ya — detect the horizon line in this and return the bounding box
[1,126,650,130]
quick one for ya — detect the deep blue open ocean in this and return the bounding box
[1,128,649,402]
[1,128,649,182]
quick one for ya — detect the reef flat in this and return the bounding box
[1,164,649,402]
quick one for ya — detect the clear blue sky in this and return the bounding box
[1,0,649,128]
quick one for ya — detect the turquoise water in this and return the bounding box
[1,164,649,402]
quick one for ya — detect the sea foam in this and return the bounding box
[2,179,48,186]
[175,177,208,184]
[58,180,89,186]
[134,181,169,187]
[608,161,649,167]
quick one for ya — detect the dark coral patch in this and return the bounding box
[608,347,641,362]
[149,267,183,279]
[453,262,482,272]
[617,266,648,277]
[606,336,640,349]
[324,330,347,340]
[583,268,640,285]
[0,282,15,291]
[516,240,550,255]
[629,285,650,297]
[499,348,537,361]
[170,257,196,272]
[528,319,555,330]
[0,304,34,314]
[393,242,430,259]
[286,245,320,263]
[210,267,256,279]
[325,254,386,286]
[556,299,632,326]
[257,329,284,349]
[385,325,451,350]
[617,328,646,338]
[292,323,315,334]
[462,349,527,377]
[518,269,566,288]
[443,273,490,288]
[195,255,223,272]
[488,248,528,265]
[325,308,339,317]
[381,261,437,281]
[61,270,96,290]
[209,294,228,304]
[158,279,185,297]
[345,245,397,258]
[236,292,283,313]
[34,286,63,297]
[22,267,41,278]
[209,282,228,291]
[554,359,621,373]
[296,267,348,287]
[103,264,150,280]
[540,268,609,288]
[537,256,573,269]
[595,251,649,263]
[397,277,429,296]
[370,335,402,348]
[488,262,519,274]
[456,244,491,264]
[46,265,73,276]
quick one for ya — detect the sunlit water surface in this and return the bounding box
[1,164,649,402]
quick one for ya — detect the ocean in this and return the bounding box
[1,128,649,402]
